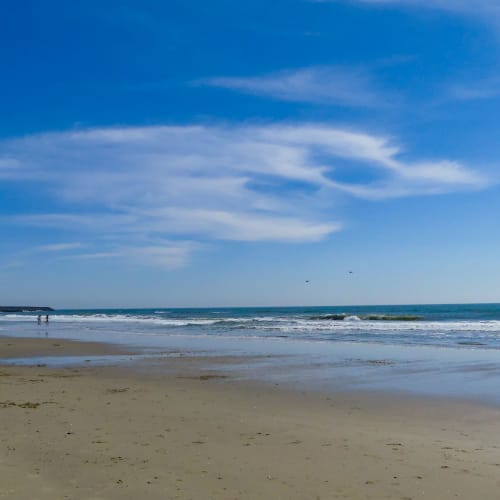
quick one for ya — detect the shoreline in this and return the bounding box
[3,333,500,407]
[2,337,500,498]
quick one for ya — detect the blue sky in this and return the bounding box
[1,0,500,308]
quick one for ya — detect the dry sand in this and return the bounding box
[1,337,500,499]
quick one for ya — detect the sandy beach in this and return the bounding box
[4,0,500,496]
[1,337,500,499]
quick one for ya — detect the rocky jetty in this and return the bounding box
[0,306,54,313]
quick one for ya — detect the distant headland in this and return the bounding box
[0,306,54,312]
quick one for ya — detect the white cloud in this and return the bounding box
[0,123,489,267]
[198,66,388,107]
[254,125,486,197]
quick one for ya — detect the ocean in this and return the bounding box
[2,303,500,349]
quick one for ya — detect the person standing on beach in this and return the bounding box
[45,315,49,324]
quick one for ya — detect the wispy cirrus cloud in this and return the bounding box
[322,0,500,23]
[33,242,84,253]
[0,157,21,173]
[20,236,195,270]
[0,123,489,268]
[449,76,500,101]
[65,243,195,270]
[197,66,390,107]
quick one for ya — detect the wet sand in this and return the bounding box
[0,336,134,359]
[2,337,500,499]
